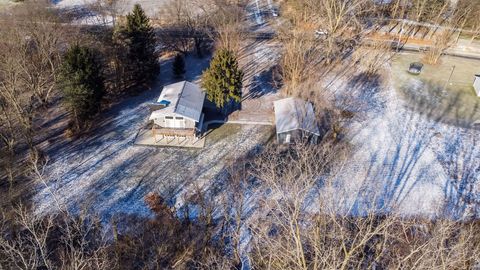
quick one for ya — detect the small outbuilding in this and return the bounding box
[273,97,320,144]
[474,75,480,97]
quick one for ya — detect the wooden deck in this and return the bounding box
[134,128,205,148]
[151,127,196,137]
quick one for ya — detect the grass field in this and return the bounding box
[392,53,480,128]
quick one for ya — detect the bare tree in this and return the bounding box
[458,0,480,43]
[0,205,112,270]
[0,26,37,153]
[246,143,395,269]
[207,0,248,54]
[242,143,480,269]
[0,100,20,191]
[8,1,65,106]
[0,206,54,269]
[156,0,247,56]
[276,29,322,96]
[408,0,448,23]
[276,0,376,95]
[423,3,471,64]
[157,0,212,55]
[352,39,394,76]
[89,0,126,27]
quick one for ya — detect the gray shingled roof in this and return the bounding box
[149,81,205,122]
[274,97,320,136]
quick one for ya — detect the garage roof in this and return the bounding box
[274,97,320,136]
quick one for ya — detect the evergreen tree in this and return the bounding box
[114,4,159,87]
[201,49,243,112]
[172,53,186,79]
[58,45,104,130]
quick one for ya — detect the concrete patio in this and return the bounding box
[134,128,205,148]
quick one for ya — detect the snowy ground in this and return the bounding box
[229,0,282,124]
[32,0,281,222]
[52,0,173,25]
[33,0,479,222]
[35,96,273,220]
[235,0,477,218]
[33,53,273,220]
[317,63,480,218]
[36,120,271,220]
[53,0,172,16]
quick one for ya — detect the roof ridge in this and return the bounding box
[173,81,187,113]
[293,98,302,129]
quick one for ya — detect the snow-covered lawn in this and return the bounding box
[52,0,173,25]
[53,0,172,16]
[33,52,273,220]
[319,61,480,218]
[35,108,272,220]
[32,0,478,221]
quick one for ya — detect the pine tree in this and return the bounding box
[114,4,159,87]
[172,53,186,79]
[58,45,104,130]
[201,49,243,113]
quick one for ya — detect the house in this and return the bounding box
[474,75,480,97]
[148,81,205,138]
[273,97,320,144]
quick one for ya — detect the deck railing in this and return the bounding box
[151,127,196,137]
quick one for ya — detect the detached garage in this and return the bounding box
[273,97,320,144]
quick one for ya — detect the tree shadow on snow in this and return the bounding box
[349,81,480,218]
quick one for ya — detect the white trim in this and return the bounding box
[277,127,321,137]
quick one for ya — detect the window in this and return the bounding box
[165,116,174,119]
[175,117,184,120]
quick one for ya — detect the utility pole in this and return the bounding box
[443,65,456,91]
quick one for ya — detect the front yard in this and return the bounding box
[392,53,480,128]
